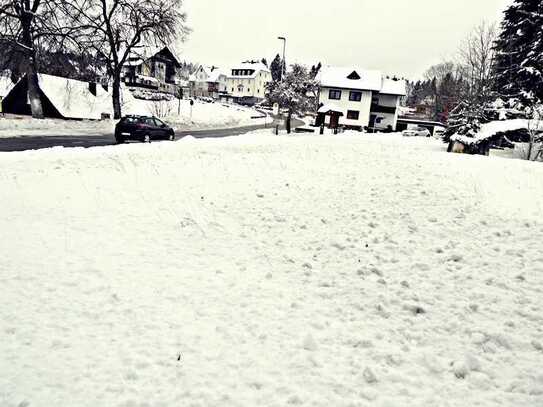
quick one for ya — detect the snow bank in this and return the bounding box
[0,117,114,137]
[1,133,543,406]
[0,98,265,138]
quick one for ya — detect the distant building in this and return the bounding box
[122,46,182,95]
[315,67,407,131]
[189,65,227,99]
[224,62,272,105]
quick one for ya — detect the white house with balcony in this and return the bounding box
[224,62,272,105]
[316,67,407,131]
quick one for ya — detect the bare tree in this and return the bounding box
[0,0,84,118]
[0,0,48,118]
[457,21,498,104]
[59,0,189,119]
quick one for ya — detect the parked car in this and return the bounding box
[114,115,175,143]
[402,127,431,137]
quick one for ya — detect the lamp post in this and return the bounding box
[278,36,286,79]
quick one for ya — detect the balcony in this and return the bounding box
[370,104,397,114]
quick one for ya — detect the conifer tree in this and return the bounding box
[493,0,543,103]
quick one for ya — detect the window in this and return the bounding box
[329,89,341,100]
[349,91,362,102]
[347,110,360,120]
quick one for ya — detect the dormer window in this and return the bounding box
[347,71,361,80]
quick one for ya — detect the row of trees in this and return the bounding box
[407,22,498,122]
[0,0,189,119]
[412,0,542,123]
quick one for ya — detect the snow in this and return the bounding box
[1,133,543,406]
[38,74,112,120]
[380,78,407,96]
[317,66,383,92]
[317,103,343,114]
[452,119,543,145]
[0,74,16,98]
[0,100,264,138]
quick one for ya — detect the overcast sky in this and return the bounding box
[179,0,512,80]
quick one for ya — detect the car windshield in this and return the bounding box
[122,117,139,124]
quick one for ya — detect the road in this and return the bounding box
[0,119,303,153]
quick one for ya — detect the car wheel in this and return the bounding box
[143,134,151,143]
[168,133,175,141]
[115,135,125,144]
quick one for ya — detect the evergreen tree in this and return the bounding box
[266,64,318,133]
[493,0,543,103]
[270,54,283,82]
[310,62,322,79]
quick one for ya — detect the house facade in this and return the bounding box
[122,46,181,95]
[316,67,406,131]
[224,62,272,105]
[189,65,228,99]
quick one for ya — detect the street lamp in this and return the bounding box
[278,36,286,79]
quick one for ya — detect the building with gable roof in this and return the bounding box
[316,66,407,131]
[122,46,182,95]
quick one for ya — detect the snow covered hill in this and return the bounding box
[1,133,542,406]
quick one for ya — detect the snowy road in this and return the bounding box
[1,132,542,406]
[0,120,302,152]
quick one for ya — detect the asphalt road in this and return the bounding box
[0,119,303,153]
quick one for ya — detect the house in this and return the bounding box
[189,65,227,99]
[122,46,182,95]
[315,67,407,131]
[2,73,111,119]
[224,62,272,106]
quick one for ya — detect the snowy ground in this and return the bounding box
[1,133,543,406]
[0,100,265,138]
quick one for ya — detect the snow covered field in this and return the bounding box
[0,100,264,138]
[1,133,543,406]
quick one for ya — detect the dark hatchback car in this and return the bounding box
[115,115,175,143]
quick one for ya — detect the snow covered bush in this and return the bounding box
[150,100,173,118]
[131,88,174,102]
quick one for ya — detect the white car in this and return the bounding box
[402,127,431,137]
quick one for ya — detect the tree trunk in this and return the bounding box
[526,137,534,161]
[112,74,122,119]
[285,110,292,134]
[21,13,43,119]
[26,59,44,119]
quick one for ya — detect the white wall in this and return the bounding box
[227,70,271,99]
[371,94,401,130]
[319,87,372,128]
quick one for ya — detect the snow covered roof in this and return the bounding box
[38,74,111,120]
[0,74,16,98]
[451,119,543,146]
[207,68,227,82]
[124,46,182,68]
[380,78,407,96]
[318,104,344,114]
[317,67,382,92]
[228,62,270,79]
[317,66,407,96]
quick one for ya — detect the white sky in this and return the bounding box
[178,0,512,80]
